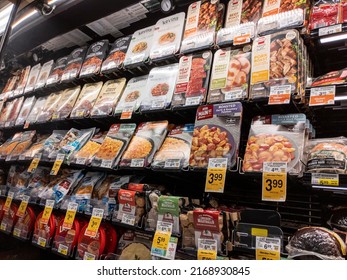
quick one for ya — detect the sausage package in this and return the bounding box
[35,60,54,90]
[61,47,88,82]
[114,75,148,115]
[120,121,169,168]
[80,40,109,78]
[90,79,126,117]
[46,57,68,86]
[140,64,178,112]
[208,48,251,103]
[181,1,219,53]
[124,26,154,67]
[101,36,132,73]
[150,12,185,61]
[70,82,103,118]
[173,51,213,108]
[15,96,36,126]
[24,64,41,94]
[189,102,243,169]
[52,86,80,121]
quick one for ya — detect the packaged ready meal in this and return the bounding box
[15,96,36,126]
[0,133,22,159]
[7,130,36,160]
[189,103,243,169]
[90,79,126,117]
[240,0,264,23]
[35,60,54,89]
[41,130,68,161]
[311,68,347,87]
[21,134,48,160]
[80,40,109,78]
[6,97,24,127]
[0,101,13,126]
[2,75,18,97]
[149,12,185,60]
[46,57,68,86]
[13,66,31,97]
[101,36,132,73]
[70,82,103,119]
[53,86,80,121]
[120,121,169,168]
[53,169,84,204]
[36,92,62,123]
[250,29,300,99]
[152,124,194,170]
[124,26,154,67]
[181,1,219,53]
[92,123,136,169]
[243,114,307,174]
[24,64,41,94]
[27,96,48,124]
[208,48,251,103]
[140,64,179,112]
[173,51,212,108]
[61,47,88,82]
[114,75,148,115]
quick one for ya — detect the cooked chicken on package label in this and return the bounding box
[61,47,87,82]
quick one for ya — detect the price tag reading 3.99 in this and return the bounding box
[205,158,228,193]
[262,162,287,202]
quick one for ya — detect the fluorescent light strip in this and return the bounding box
[320,33,347,44]
[334,96,347,101]
[12,9,37,29]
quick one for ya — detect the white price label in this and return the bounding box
[37,237,47,247]
[185,96,201,106]
[319,24,342,37]
[256,236,281,260]
[263,162,287,173]
[225,90,243,101]
[311,173,339,187]
[151,99,166,109]
[61,72,70,81]
[76,157,87,165]
[269,85,291,105]
[45,199,55,208]
[198,238,218,251]
[130,158,145,168]
[309,86,336,106]
[209,158,228,168]
[164,159,181,169]
[58,244,69,256]
[121,213,136,226]
[91,208,104,219]
[83,252,96,260]
[80,66,95,77]
[101,159,113,169]
[156,221,173,233]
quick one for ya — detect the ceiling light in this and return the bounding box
[12,9,38,29]
[320,33,347,44]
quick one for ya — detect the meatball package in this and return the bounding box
[79,40,109,78]
[172,51,213,108]
[36,92,62,123]
[35,60,54,90]
[52,86,80,120]
[90,79,126,117]
[92,123,136,169]
[120,121,169,168]
[61,47,88,82]
[140,64,179,112]
[152,124,194,170]
[101,36,132,73]
[114,75,148,115]
[243,113,307,174]
[149,12,185,61]
[24,63,41,94]
[305,137,347,174]
[46,56,68,86]
[181,1,219,53]
[189,102,243,169]
[70,82,103,119]
[250,29,300,99]
[208,48,251,103]
[15,96,36,126]
[124,26,154,68]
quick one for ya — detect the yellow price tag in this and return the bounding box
[62,202,78,230]
[198,249,217,260]
[3,191,14,212]
[16,195,30,218]
[38,237,47,247]
[312,173,339,187]
[83,252,96,260]
[58,244,69,256]
[27,153,42,173]
[152,231,170,251]
[205,158,228,193]
[256,237,281,260]
[262,162,287,202]
[41,200,54,225]
[50,153,65,176]
[13,228,21,238]
[85,208,104,238]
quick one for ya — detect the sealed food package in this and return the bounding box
[114,75,148,115]
[120,121,169,168]
[6,165,24,187]
[305,137,347,174]
[41,130,67,161]
[5,97,24,127]
[152,124,194,169]
[173,51,212,108]
[101,36,132,73]
[216,3,225,31]
[53,86,80,120]
[13,206,36,240]
[32,211,58,247]
[24,64,41,94]
[21,134,48,160]
[13,66,31,96]
[53,169,84,204]
[250,29,300,99]
[61,47,88,82]
[27,96,48,124]
[70,82,103,119]
[80,40,109,78]
[71,131,107,166]
[149,12,185,60]
[7,130,36,160]
[311,68,347,87]
[189,103,243,169]
[157,196,182,235]
[243,114,307,174]
[90,79,126,117]
[140,64,178,112]
[26,167,51,199]
[35,60,54,89]
[36,92,62,123]
[241,0,264,23]
[92,123,136,169]
[123,26,154,67]
[15,96,36,126]
[46,57,68,86]
[225,0,243,28]
[2,75,18,97]
[261,0,307,17]
[181,1,219,53]
[208,48,251,103]
[310,3,340,30]
[286,227,346,260]
[0,101,14,126]
[117,230,152,260]
[0,133,22,160]
[0,203,18,234]
[77,223,106,260]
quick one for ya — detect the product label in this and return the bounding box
[120,105,134,120]
[85,208,104,238]
[233,25,253,45]
[311,173,339,187]
[309,86,335,106]
[197,238,217,260]
[184,1,201,39]
[50,153,65,176]
[58,244,69,256]
[16,195,30,218]
[175,56,193,93]
[83,252,96,260]
[196,105,213,121]
[27,153,42,173]
[37,237,47,247]
[225,89,243,101]
[251,36,271,84]
[0,222,7,231]
[41,199,54,225]
[262,162,287,202]
[62,202,78,230]
[262,0,281,17]
[269,85,291,105]
[13,228,21,238]
[164,158,181,169]
[210,50,230,90]
[117,190,136,221]
[225,0,242,28]
[319,24,342,37]
[76,157,87,165]
[151,221,173,258]
[101,159,113,169]
[193,210,220,232]
[205,158,228,193]
[121,213,136,226]
[256,236,281,260]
